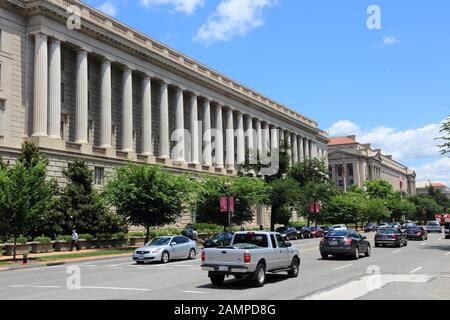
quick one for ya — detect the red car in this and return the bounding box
[310,227,324,238]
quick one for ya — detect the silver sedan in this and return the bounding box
[132,236,198,264]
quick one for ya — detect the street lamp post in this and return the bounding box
[224,182,232,233]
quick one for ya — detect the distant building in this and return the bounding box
[417,182,450,199]
[328,135,416,196]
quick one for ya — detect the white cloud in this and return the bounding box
[194,0,276,45]
[97,1,118,17]
[327,120,360,137]
[140,0,204,15]
[414,158,450,187]
[327,120,443,161]
[383,35,398,46]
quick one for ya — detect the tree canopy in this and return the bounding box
[105,164,195,242]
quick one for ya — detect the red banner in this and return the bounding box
[220,196,235,213]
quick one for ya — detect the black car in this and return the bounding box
[405,226,427,241]
[375,228,407,247]
[276,227,298,240]
[296,227,311,239]
[204,232,234,248]
[320,230,371,260]
[445,223,450,239]
[364,224,378,232]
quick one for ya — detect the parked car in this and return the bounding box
[364,224,378,232]
[309,227,324,238]
[375,228,407,247]
[296,227,311,239]
[405,226,428,241]
[276,227,299,240]
[201,231,300,287]
[133,236,198,264]
[377,223,390,229]
[332,224,348,231]
[445,223,450,239]
[390,222,403,230]
[204,232,234,248]
[320,230,371,260]
[322,226,333,236]
[426,221,442,233]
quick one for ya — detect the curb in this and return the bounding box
[0,253,132,272]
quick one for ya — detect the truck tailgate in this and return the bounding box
[203,248,246,266]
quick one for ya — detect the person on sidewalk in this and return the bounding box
[70,230,80,251]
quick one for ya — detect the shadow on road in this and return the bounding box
[419,244,450,252]
[196,274,290,290]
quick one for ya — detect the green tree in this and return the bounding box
[267,177,301,231]
[289,159,336,226]
[410,196,444,223]
[0,142,56,260]
[324,192,366,228]
[436,116,450,155]
[364,179,395,199]
[106,164,195,243]
[196,176,267,228]
[361,198,390,224]
[58,159,125,236]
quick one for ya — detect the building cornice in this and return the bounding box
[2,0,327,138]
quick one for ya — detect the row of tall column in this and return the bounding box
[31,33,326,169]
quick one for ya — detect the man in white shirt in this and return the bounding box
[70,230,80,251]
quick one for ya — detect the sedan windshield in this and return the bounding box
[147,237,171,246]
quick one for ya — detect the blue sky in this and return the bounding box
[84,0,450,185]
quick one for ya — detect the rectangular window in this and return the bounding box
[347,164,354,177]
[61,82,65,103]
[0,99,5,135]
[0,63,2,89]
[0,29,2,52]
[94,167,105,186]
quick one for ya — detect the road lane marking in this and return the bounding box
[8,285,27,288]
[81,286,153,291]
[183,291,207,294]
[392,250,402,254]
[35,286,61,288]
[409,267,423,274]
[304,274,432,300]
[334,264,353,270]
[445,252,450,256]
[421,243,427,246]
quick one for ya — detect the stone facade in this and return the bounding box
[328,136,416,196]
[0,0,329,227]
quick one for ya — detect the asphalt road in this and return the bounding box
[0,232,449,300]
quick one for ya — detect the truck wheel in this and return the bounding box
[252,263,266,287]
[321,253,328,260]
[287,257,300,278]
[209,273,225,286]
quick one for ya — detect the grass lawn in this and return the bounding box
[35,249,134,262]
[0,261,14,267]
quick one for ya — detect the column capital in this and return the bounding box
[171,83,187,91]
[121,64,135,72]
[101,55,115,64]
[76,46,92,54]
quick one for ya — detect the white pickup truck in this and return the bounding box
[201,231,300,287]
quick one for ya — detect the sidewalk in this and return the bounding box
[0,248,135,272]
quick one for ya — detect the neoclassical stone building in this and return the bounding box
[328,136,416,196]
[0,0,329,226]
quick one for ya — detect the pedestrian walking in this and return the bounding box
[70,230,80,251]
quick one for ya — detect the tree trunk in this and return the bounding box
[145,227,150,244]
